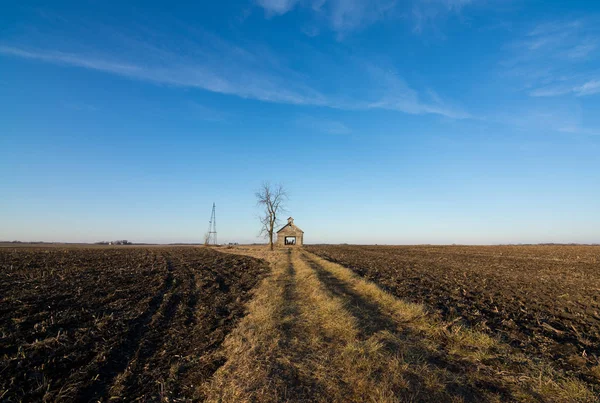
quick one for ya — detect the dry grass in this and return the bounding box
[201,248,295,401]
[304,251,598,402]
[202,247,597,402]
[290,250,408,401]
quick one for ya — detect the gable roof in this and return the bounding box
[276,222,304,234]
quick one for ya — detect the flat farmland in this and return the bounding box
[0,246,268,402]
[306,245,600,387]
[2,244,599,402]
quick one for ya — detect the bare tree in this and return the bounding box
[256,182,288,251]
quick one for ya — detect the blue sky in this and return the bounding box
[1,0,599,244]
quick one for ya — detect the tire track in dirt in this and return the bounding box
[299,251,515,402]
[77,257,175,402]
[204,249,329,401]
[114,253,189,398]
[300,253,399,338]
[205,246,598,402]
[301,250,600,402]
[288,249,430,401]
[211,248,490,401]
[280,249,298,336]
[307,244,600,384]
[270,250,329,399]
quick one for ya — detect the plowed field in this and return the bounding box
[0,246,268,402]
[306,245,600,388]
[2,244,598,402]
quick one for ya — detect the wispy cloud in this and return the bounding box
[296,115,351,134]
[0,22,469,119]
[257,0,300,16]
[557,125,600,136]
[528,86,572,97]
[527,20,583,37]
[530,79,600,97]
[563,42,597,60]
[504,18,600,98]
[494,103,600,137]
[0,46,141,75]
[576,79,600,96]
[255,0,475,37]
[256,0,397,35]
[363,65,471,118]
[327,0,397,37]
[412,0,475,34]
[0,44,328,106]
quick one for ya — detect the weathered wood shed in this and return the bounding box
[276,217,304,247]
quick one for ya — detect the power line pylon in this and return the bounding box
[206,203,217,246]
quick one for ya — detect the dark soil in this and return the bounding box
[0,246,268,402]
[306,245,600,389]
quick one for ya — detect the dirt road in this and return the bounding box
[205,247,596,402]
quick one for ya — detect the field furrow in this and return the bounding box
[0,246,268,402]
[1,245,598,402]
[208,247,597,402]
[307,244,600,389]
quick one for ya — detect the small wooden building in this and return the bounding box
[276,217,304,247]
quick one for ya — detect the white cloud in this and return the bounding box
[557,126,600,136]
[0,46,141,75]
[528,79,600,98]
[364,65,471,118]
[302,25,321,37]
[505,18,600,99]
[328,0,396,36]
[296,115,351,134]
[0,44,328,106]
[256,0,300,16]
[0,25,469,119]
[528,20,583,37]
[564,42,596,60]
[256,0,474,36]
[412,0,475,34]
[529,86,572,97]
[575,79,600,96]
[494,103,600,137]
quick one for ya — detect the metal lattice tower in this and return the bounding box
[206,202,217,245]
